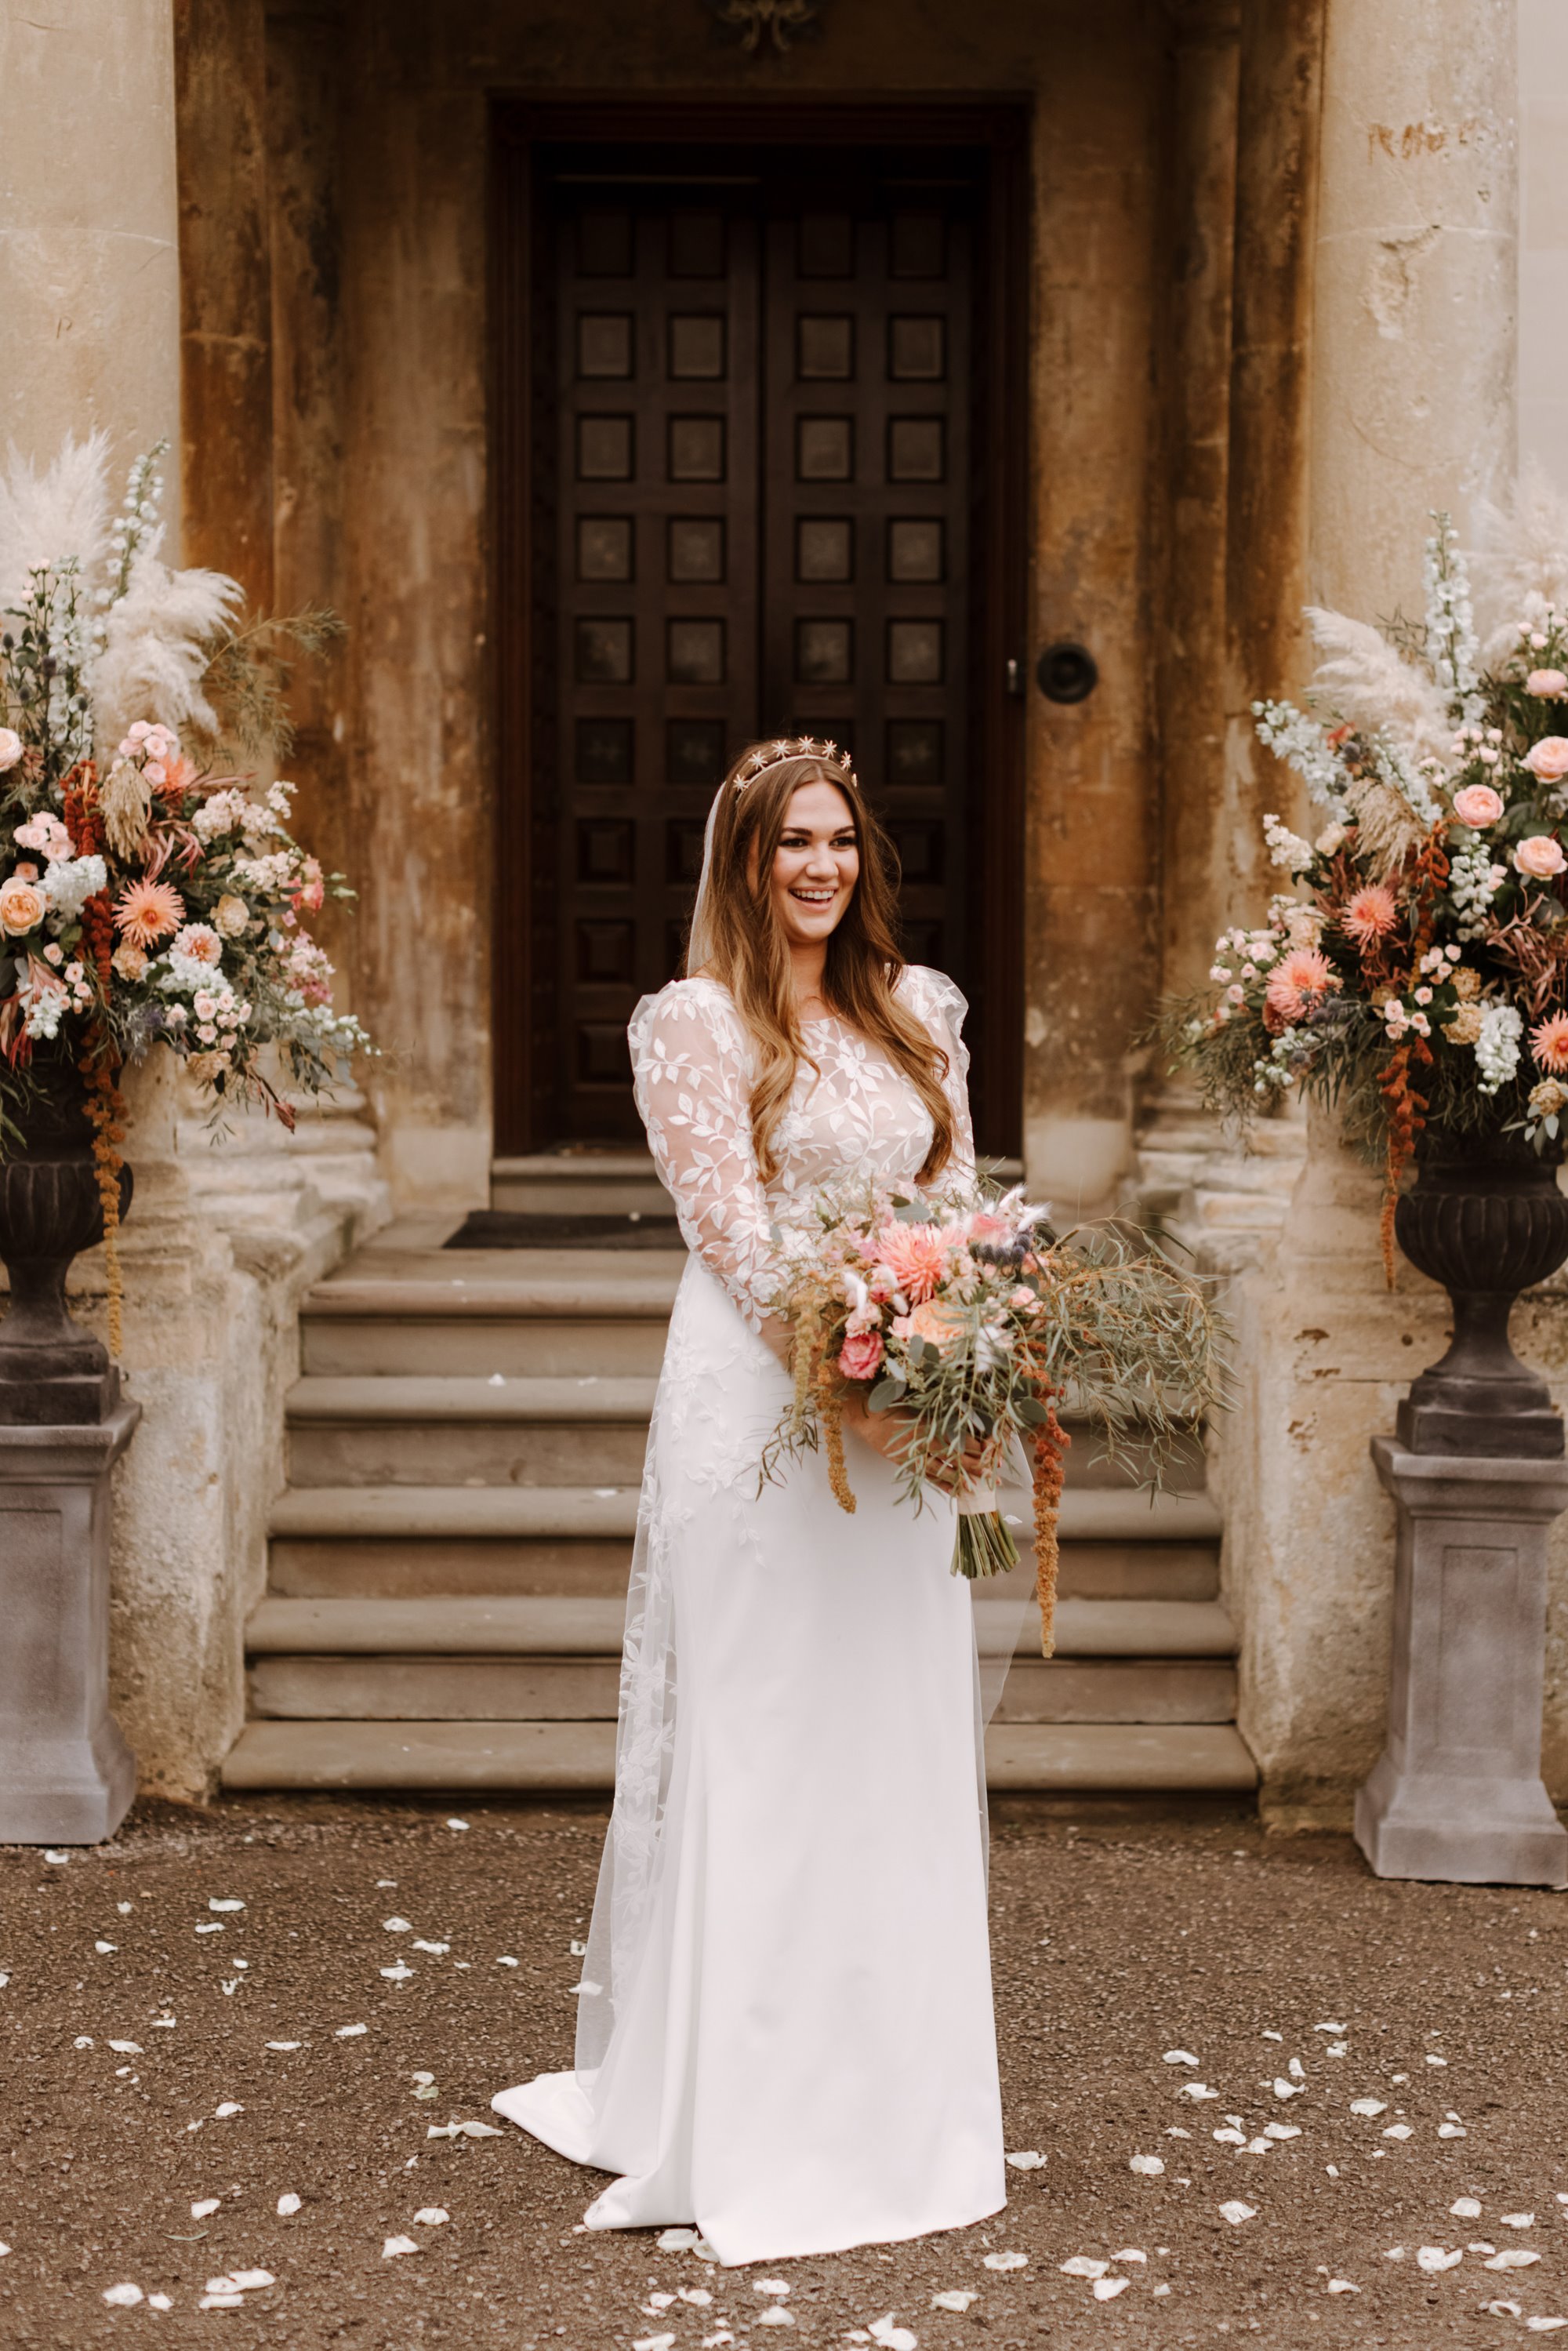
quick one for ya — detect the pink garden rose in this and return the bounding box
[1515,834,1568,880]
[1452,783,1504,827]
[0,728,21,773]
[0,874,47,936]
[1526,669,1568,697]
[837,1330,885,1381]
[1523,736,1568,783]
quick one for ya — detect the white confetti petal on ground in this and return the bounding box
[102,2283,143,2306]
[0,2245,9,2258]
[1383,2247,1406,2261]
[1181,2082,1221,2101]
[43,1851,68,1865]
[569,1982,604,1997]
[1425,2053,1448,2066]
[1243,2138,1272,2155]
[151,2015,176,2029]
[495,1956,519,1968]
[1129,2154,1165,2175]
[1451,2198,1483,2218]
[94,1942,117,1954]
[209,1899,244,1913]
[1005,2150,1046,2168]
[983,2251,1029,2270]
[335,2024,368,2037]
[265,2042,300,2052]
[644,2295,677,2313]
[1415,2247,1463,2273]
[1287,2058,1305,2079]
[867,2323,917,2351]
[1163,2050,1200,2066]
[445,1818,469,1831]
[1526,2319,1568,2332]
[1485,2251,1541,2270]
[678,2287,713,2306]
[1468,2241,1497,2255]
[195,1924,221,1935]
[383,1918,412,1933]
[756,2313,794,2330]
[1214,2129,1247,2146]
[213,2102,243,2118]
[412,2207,448,2226]
[1439,2123,1468,2137]
[1326,2043,1348,2057]
[702,2336,735,2349]
[383,2235,420,2258]
[412,1941,449,1955]
[932,2291,978,2311]
[1272,2078,1304,2100]
[1502,2214,1537,2229]
[277,2193,302,2216]
[657,2227,699,2251]
[1262,2124,1301,2141]
[107,2040,142,2055]
[692,2235,720,2262]
[380,1964,415,1982]
[1110,2250,1146,2264]
[1313,2022,1346,2034]
[1349,2098,1387,2117]
[1060,2258,1109,2278]
[1326,2280,1360,2295]
[1219,2203,1256,2226]
[191,2198,221,2218]
[1383,2124,1414,2140]
[229,2270,274,2291]
[1152,2284,1171,2298]
[1167,2126,1192,2138]
[147,2295,171,2311]
[1092,2278,1130,2302]
[633,2338,676,2351]
[754,2280,790,2295]
[1261,2030,1283,2042]
[1486,2304,1523,2320]
[570,1939,588,1957]
[198,2293,245,2310]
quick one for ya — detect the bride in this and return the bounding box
[492,736,1023,2266]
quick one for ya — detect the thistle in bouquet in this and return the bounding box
[760,1183,1222,1658]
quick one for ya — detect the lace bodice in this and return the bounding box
[630,965,975,1328]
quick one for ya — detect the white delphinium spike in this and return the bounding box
[1304,605,1453,755]
[1254,698,1352,817]
[0,432,111,609]
[1475,1003,1524,1096]
[90,552,241,743]
[1421,515,1482,719]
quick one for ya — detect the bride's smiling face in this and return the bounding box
[761,778,860,948]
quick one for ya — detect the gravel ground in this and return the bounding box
[2,1797,1566,2349]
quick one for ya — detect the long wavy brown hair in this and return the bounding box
[684,745,954,1183]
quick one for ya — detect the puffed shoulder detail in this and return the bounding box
[896,963,968,1035]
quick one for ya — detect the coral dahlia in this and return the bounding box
[1339,885,1399,950]
[113,877,185,948]
[1265,947,1340,1026]
[1530,1012,1568,1074]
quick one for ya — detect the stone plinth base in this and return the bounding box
[1356,1440,1568,1889]
[0,1404,140,1843]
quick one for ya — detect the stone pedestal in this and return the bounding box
[0,1404,140,1843]
[1356,1438,1568,1888]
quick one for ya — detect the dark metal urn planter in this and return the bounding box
[1357,1127,1568,1890]
[0,1048,140,1844]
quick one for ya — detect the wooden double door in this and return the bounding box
[496,113,1025,1155]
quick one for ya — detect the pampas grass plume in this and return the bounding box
[1304,606,1451,756]
[91,554,242,742]
[0,431,111,609]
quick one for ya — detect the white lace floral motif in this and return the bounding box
[629,965,975,1329]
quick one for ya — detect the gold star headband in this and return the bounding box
[733,736,859,794]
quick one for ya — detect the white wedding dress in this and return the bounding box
[492,965,1022,2266]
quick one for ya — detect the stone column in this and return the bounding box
[1222,0,1523,1828]
[1356,1442,1568,1885]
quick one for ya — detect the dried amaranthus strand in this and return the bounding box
[1377,1034,1432,1287]
[1031,1391,1069,1659]
[817,1354,856,1517]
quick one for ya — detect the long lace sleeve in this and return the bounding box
[630,981,780,1328]
[899,964,976,1180]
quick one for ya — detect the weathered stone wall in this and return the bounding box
[1213,0,1538,1826]
[259,0,1182,1213]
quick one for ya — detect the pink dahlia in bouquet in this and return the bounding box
[759,1182,1220,1655]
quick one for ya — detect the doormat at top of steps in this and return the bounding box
[444,1209,684,1249]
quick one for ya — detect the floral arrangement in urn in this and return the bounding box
[0,434,368,1346]
[1167,474,1568,1270]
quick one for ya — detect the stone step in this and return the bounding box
[283,1375,659,1487]
[299,1264,681,1376]
[267,1481,1222,1547]
[491,1153,674,1216]
[245,1592,1237,1657]
[220,1717,1257,1793]
[246,1652,1237,1725]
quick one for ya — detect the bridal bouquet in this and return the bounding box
[1167,487,1568,1269]
[758,1182,1220,1655]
